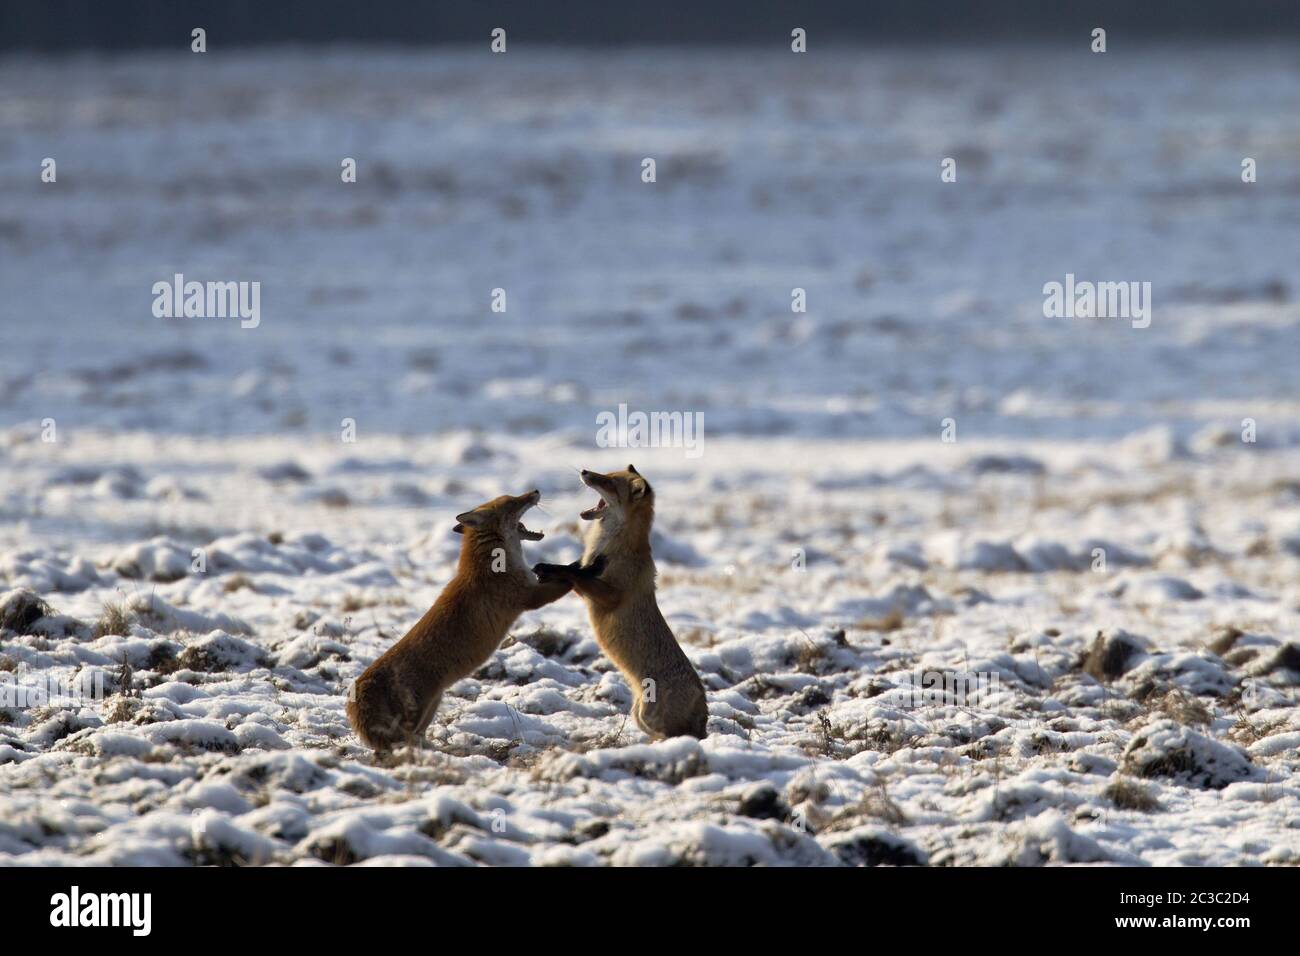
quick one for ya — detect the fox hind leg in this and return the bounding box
[631,695,656,739]
[632,694,669,740]
[413,691,443,742]
[634,685,709,740]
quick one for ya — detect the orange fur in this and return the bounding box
[537,467,708,739]
[347,492,569,752]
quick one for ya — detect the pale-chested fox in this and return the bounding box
[535,465,708,740]
[346,490,570,752]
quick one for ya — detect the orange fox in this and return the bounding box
[536,466,708,739]
[347,490,570,752]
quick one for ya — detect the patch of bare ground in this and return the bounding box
[1104,777,1161,811]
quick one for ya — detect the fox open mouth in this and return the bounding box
[580,498,608,521]
[515,490,544,540]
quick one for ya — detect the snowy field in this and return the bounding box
[1,45,1298,866]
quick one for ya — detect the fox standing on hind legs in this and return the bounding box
[346,490,570,752]
[535,465,709,740]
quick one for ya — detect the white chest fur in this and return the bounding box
[500,528,538,584]
[582,513,622,564]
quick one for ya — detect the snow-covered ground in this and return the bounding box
[0,46,1298,866]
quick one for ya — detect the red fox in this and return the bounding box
[346,490,571,752]
[535,465,708,739]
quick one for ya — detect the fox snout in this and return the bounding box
[580,469,614,491]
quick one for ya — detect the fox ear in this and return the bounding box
[455,510,488,528]
[452,523,465,535]
[627,464,650,498]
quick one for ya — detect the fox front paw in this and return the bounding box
[533,562,568,579]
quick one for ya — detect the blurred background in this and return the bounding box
[1,1,1297,444]
[5,1,1300,47]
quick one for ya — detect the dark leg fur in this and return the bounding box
[533,556,620,610]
